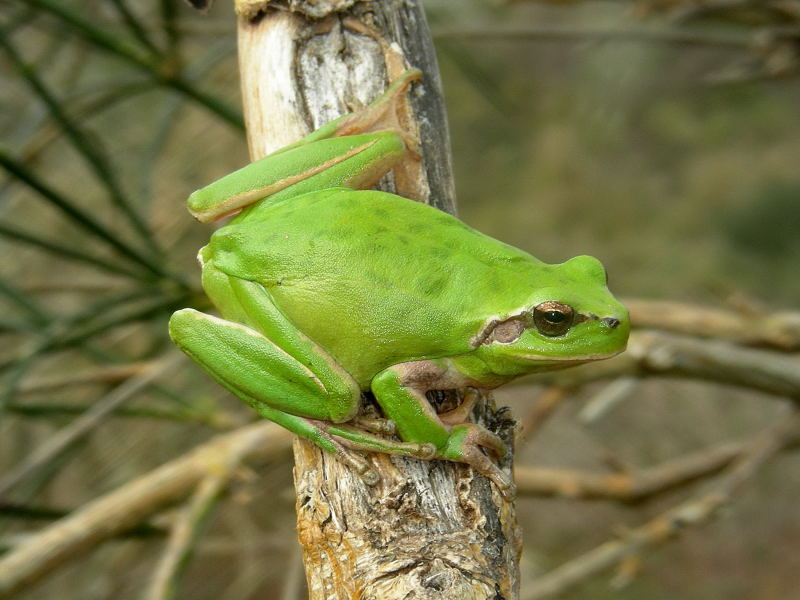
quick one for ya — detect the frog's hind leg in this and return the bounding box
[169,305,387,483]
[171,270,440,480]
[186,268,363,423]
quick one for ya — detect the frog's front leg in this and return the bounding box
[371,362,515,498]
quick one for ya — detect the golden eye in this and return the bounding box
[533,301,574,337]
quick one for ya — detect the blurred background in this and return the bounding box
[1,0,798,598]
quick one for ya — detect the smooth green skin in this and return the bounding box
[169,70,630,496]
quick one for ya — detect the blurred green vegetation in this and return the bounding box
[0,0,798,599]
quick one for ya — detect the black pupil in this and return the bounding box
[545,310,566,324]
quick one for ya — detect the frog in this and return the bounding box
[168,69,629,498]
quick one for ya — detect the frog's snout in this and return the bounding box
[601,317,621,329]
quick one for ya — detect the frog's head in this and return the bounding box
[474,255,629,375]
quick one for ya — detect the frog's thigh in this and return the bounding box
[203,269,362,422]
[169,308,359,422]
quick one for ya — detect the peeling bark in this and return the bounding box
[236,2,521,598]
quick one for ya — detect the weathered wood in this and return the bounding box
[235,2,521,598]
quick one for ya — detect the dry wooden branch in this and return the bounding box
[0,422,292,598]
[0,354,180,499]
[626,298,800,351]
[516,386,571,442]
[516,426,800,500]
[144,472,230,600]
[235,2,520,599]
[16,360,155,395]
[578,377,639,423]
[531,330,800,402]
[521,411,799,599]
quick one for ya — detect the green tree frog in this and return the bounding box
[169,69,629,498]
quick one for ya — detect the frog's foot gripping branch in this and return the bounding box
[371,362,516,499]
[318,417,515,500]
[309,418,436,487]
[440,422,515,499]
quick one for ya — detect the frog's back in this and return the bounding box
[207,189,541,384]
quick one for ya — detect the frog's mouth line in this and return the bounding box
[504,346,627,365]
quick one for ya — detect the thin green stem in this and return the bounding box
[0,150,168,279]
[0,317,37,333]
[26,0,243,129]
[0,280,50,326]
[109,0,164,57]
[0,222,145,280]
[0,289,161,375]
[0,33,159,253]
[160,0,181,59]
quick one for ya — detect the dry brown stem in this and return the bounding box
[521,411,799,599]
[0,422,292,598]
[516,426,799,501]
[626,298,800,351]
[143,472,230,600]
[532,330,800,402]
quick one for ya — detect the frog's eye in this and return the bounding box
[533,301,574,337]
[492,318,525,343]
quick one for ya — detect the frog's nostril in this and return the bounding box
[601,317,620,329]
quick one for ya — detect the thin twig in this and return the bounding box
[531,330,800,403]
[6,402,231,428]
[521,411,799,599]
[626,298,800,351]
[144,472,230,600]
[0,422,292,598]
[578,377,640,423]
[516,425,799,500]
[0,502,167,537]
[434,25,751,47]
[16,361,154,395]
[516,386,571,442]
[0,355,178,498]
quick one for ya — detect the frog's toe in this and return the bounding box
[467,423,508,458]
[439,424,514,498]
[444,429,514,499]
[351,415,397,436]
[417,442,437,460]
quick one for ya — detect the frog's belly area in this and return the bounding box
[267,274,475,387]
[210,189,540,385]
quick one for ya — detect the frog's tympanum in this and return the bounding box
[169,70,629,497]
